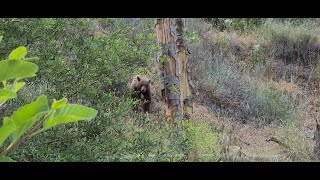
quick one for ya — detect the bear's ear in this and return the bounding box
[137,76,141,81]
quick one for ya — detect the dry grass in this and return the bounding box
[233,122,288,160]
[232,33,269,48]
[191,104,290,161]
[255,19,320,66]
[191,103,316,162]
[192,101,320,161]
[192,104,236,132]
[275,122,315,161]
[266,79,305,105]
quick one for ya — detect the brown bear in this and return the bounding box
[129,75,151,113]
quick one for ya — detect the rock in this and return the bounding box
[226,146,242,156]
[306,129,315,140]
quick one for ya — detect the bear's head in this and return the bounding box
[136,76,150,93]
[131,75,151,93]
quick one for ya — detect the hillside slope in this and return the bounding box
[182,19,320,161]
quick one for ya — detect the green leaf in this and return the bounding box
[0,59,38,82]
[44,104,98,129]
[0,89,17,103]
[3,117,11,126]
[8,46,27,60]
[147,33,155,40]
[10,95,49,143]
[0,118,15,147]
[136,33,144,41]
[0,156,15,162]
[0,36,3,43]
[51,98,67,110]
[12,82,26,93]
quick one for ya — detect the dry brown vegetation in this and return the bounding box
[170,18,320,161]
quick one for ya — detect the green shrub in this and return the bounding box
[181,121,220,161]
[200,54,297,123]
[0,45,97,162]
[0,18,158,162]
[0,18,156,99]
[253,84,297,123]
[277,122,314,162]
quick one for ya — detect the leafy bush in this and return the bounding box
[0,18,156,99]
[0,45,97,162]
[9,109,220,162]
[253,84,297,123]
[1,18,220,162]
[181,121,220,161]
[0,18,159,161]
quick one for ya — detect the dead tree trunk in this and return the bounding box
[155,18,193,125]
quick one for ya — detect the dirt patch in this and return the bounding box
[192,104,289,161]
[232,122,287,159]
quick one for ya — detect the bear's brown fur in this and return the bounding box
[129,75,151,113]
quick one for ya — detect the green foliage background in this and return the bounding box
[0,18,220,162]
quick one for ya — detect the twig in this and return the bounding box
[0,102,5,109]
[314,118,320,159]
[233,135,250,146]
[237,138,250,146]
[266,136,289,148]
[0,111,50,157]
[40,139,60,145]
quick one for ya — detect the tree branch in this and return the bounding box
[0,111,50,157]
